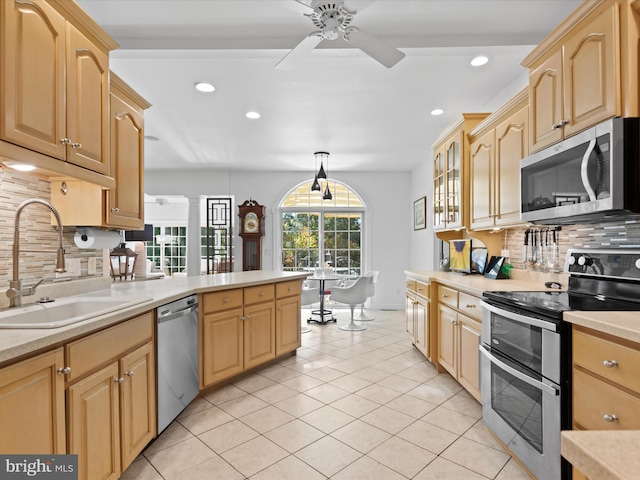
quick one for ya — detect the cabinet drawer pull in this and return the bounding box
[115,377,125,384]
[223,298,229,303]
[465,304,476,308]
[442,294,450,298]
[603,414,618,423]
[259,292,265,297]
[57,366,71,375]
[288,286,293,291]
[603,359,618,368]
[125,370,134,377]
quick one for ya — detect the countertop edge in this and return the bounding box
[564,311,640,343]
[561,430,640,480]
[0,271,308,366]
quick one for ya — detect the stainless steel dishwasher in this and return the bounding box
[157,294,199,433]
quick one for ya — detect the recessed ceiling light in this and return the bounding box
[2,160,36,172]
[430,108,444,116]
[471,56,489,67]
[246,111,261,119]
[194,82,215,93]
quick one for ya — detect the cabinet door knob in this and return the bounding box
[57,366,71,375]
[125,370,134,377]
[60,138,71,145]
[603,359,618,368]
[111,207,120,213]
[603,414,618,423]
[245,315,251,319]
[115,377,125,384]
[71,142,82,149]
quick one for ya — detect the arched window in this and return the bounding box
[279,179,365,275]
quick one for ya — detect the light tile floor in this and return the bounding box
[122,309,530,479]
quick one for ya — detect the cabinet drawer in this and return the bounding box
[405,279,416,292]
[573,328,640,394]
[458,292,481,320]
[415,281,429,299]
[66,312,153,382]
[202,289,243,313]
[438,285,458,309]
[573,369,640,430]
[244,284,275,305]
[276,280,302,298]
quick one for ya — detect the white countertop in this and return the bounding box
[0,271,307,365]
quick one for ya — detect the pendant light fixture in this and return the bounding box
[310,151,332,200]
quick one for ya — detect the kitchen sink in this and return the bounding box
[0,296,152,329]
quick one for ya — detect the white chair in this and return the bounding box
[329,275,373,331]
[300,286,319,333]
[356,270,379,321]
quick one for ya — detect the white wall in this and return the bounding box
[145,169,411,310]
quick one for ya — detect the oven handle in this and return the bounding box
[480,300,558,332]
[479,345,559,397]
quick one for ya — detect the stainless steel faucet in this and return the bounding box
[6,198,66,307]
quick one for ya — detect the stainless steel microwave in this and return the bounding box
[520,117,640,224]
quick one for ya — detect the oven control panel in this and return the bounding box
[565,248,640,279]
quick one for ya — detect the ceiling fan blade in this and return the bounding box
[345,27,405,68]
[275,34,323,70]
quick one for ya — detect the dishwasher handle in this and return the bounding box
[157,304,198,323]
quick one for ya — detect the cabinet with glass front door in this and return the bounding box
[432,114,489,232]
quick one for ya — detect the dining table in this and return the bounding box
[304,273,355,324]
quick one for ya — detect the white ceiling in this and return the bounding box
[76,0,582,174]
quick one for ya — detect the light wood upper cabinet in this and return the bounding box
[107,73,150,229]
[50,73,150,229]
[469,89,528,230]
[0,0,117,174]
[432,114,489,232]
[522,1,640,152]
[0,348,66,455]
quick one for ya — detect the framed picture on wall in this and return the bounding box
[414,196,426,230]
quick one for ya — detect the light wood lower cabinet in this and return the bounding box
[275,280,303,356]
[66,313,155,479]
[201,281,302,389]
[570,325,640,479]
[405,279,430,359]
[0,348,66,454]
[437,286,482,401]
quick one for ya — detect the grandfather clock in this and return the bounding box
[238,199,265,271]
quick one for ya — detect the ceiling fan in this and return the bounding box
[276,0,405,70]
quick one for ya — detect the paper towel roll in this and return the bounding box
[74,228,121,249]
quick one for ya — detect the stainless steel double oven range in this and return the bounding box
[480,248,640,479]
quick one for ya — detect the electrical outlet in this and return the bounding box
[88,257,97,275]
[501,249,510,258]
[61,258,81,277]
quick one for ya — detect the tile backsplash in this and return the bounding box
[0,168,106,307]
[504,219,640,270]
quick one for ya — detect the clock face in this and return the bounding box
[244,213,259,233]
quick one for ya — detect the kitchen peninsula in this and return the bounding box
[0,271,307,479]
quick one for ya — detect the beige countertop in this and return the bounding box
[564,310,640,343]
[0,271,308,366]
[561,430,640,480]
[404,269,568,296]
